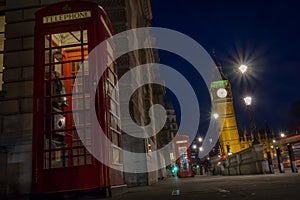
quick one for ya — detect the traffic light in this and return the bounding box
[171,165,179,173]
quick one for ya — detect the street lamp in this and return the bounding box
[243,96,260,145]
[198,137,203,143]
[280,132,285,138]
[244,96,252,106]
[239,64,248,74]
[192,144,197,150]
[213,113,219,119]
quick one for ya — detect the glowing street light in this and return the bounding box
[244,96,252,106]
[213,113,219,119]
[199,147,203,152]
[280,132,285,138]
[239,64,248,74]
[192,144,197,149]
[198,137,203,143]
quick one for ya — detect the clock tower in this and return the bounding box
[210,54,241,157]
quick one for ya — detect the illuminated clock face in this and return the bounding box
[217,88,227,98]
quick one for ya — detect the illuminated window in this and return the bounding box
[0,15,4,91]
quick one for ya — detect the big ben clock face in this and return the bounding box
[217,88,227,98]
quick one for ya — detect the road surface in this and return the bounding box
[109,172,300,200]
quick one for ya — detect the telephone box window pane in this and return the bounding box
[45,35,50,48]
[54,149,68,168]
[0,73,2,91]
[0,34,4,51]
[43,29,90,169]
[83,30,88,43]
[45,50,50,64]
[0,16,4,91]
[44,152,49,169]
[52,31,82,46]
[112,131,119,146]
[110,115,119,130]
[111,85,119,102]
[108,69,116,85]
[0,55,3,70]
[0,53,3,91]
[86,154,92,165]
[110,100,120,117]
[0,16,4,33]
[112,147,121,164]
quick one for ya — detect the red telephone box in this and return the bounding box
[174,135,194,177]
[32,1,123,194]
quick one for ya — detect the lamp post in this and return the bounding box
[193,136,204,175]
[244,96,260,145]
[239,65,259,145]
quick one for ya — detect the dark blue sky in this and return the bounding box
[151,0,300,133]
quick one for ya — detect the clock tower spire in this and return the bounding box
[212,49,227,80]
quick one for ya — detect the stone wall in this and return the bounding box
[222,144,270,175]
[0,0,37,195]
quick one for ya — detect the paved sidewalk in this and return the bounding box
[2,170,299,200]
[108,172,300,200]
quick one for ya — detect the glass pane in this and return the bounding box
[112,147,121,164]
[51,147,68,168]
[0,54,3,71]
[45,35,50,48]
[43,29,90,169]
[108,69,116,84]
[110,115,119,130]
[51,31,86,46]
[112,131,119,146]
[0,16,5,33]
[0,34,4,51]
[86,154,92,165]
[82,30,88,43]
[0,16,4,91]
[0,73,2,91]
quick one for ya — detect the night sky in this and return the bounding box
[150,0,300,134]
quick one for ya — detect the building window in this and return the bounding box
[0,15,5,91]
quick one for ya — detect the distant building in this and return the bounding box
[238,124,277,159]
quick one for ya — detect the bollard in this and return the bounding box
[287,144,298,173]
[276,147,285,173]
[267,151,275,174]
